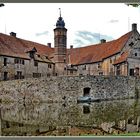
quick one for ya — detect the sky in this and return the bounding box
[0,3,140,48]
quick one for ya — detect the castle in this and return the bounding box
[0,13,140,80]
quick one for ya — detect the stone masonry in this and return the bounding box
[0,75,138,103]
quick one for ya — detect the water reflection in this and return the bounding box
[0,99,140,136]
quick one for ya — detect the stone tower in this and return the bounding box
[54,9,67,75]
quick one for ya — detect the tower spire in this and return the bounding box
[59,8,61,17]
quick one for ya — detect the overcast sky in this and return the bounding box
[0,3,140,48]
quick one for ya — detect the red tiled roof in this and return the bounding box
[113,51,128,65]
[68,31,132,65]
[0,31,132,65]
[0,33,54,60]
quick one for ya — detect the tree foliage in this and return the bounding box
[126,3,140,7]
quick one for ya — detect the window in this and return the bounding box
[130,69,134,76]
[83,87,90,97]
[99,72,103,75]
[135,67,139,76]
[47,73,50,77]
[48,64,52,68]
[14,58,24,65]
[83,105,90,114]
[116,65,120,75]
[83,65,86,70]
[4,58,7,66]
[135,53,137,56]
[15,71,24,79]
[64,58,66,63]
[34,61,38,67]
[4,72,8,80]
[14,58,18,64]
[110,59,112,64]
[29,52,34,58]
[22,60,24,65]
[98,63,101,69]
[129,42,134,46]
[70,70,73,74]
[33,73,41,78]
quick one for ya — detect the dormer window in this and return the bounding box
[26,47,37,59]
[29,52,34,59]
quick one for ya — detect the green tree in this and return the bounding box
[126,3,140,7]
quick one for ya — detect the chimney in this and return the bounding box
[100,39,106,44]
[132,23,137,31]
[47,43,51,48]
[10,32,16,37]
[70,45,73,49]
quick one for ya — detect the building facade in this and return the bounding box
[0,14,140,81]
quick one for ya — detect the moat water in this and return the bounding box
[1,99,140,136]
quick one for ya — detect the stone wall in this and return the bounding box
[0,56,54,81]
[0,75,138,103]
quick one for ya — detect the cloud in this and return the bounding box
[35,31,49,36]
[74,31,113,47]
[109,19,119,23]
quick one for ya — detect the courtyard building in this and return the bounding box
[0,13,140,80]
